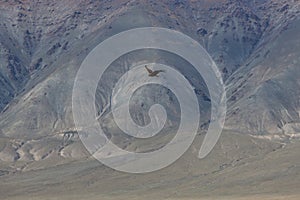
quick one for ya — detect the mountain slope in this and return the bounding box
[0,0,300,199]
[0,0,299,136]
[0,0,299,175]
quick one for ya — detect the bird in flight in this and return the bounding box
[145,65,165,77]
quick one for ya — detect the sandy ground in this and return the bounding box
[0,132,299,200]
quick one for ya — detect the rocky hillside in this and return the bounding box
[0,0,299,163]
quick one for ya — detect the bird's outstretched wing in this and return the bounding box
[156,70,165,73]
[145,65,153,73]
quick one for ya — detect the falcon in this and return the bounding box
[145,65,165,77]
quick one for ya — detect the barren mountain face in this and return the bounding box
[0,0,299,199]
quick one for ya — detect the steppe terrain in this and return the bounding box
[0,0,299,199]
